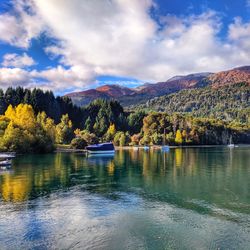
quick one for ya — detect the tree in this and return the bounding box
[0,104,55,153]
[0,89,7,115]
[182,130,187,143]
[128,111,146,134]
[56,114,74,144]
[113,131,130,146]
[104,123,116,141]
[130,133,142,146]
[70,137,87,149]
[37,112,56,143]
[175,130,183,145]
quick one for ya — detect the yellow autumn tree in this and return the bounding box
[104,123,116,141]
[37,112,56,142]
[175,129,183,145]
[0,104,56,153]
[56,114,74,144]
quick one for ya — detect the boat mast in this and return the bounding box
[163,128,166,146]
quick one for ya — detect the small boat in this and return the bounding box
[86,142,115,154]
[0,159,12,167]
[227,136,235,148]
[132,146,139,151]
[143,146,150,150]
[0,153,15,159]
[162,145,170,152]
[162,128,170,152]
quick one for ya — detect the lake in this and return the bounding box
[0,147,249,250]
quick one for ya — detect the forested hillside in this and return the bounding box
[0,86,249,153]
[135,83,250,124]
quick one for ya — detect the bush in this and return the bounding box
[70,137,87,149]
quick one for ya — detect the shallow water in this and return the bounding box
[0,147,249,249]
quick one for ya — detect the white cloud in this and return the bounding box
[0,67,31,87]
[0,0,43,48]
[32,65,94,90]
[2,53,36,68]
[0,65,94,93]
[0,0,250,92]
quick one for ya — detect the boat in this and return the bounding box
[0,159,12,167]
[162,145,170,152]
[86,142,115,154]
[162,128,170,152]
[0,153,15,159]
[143,146,150,150]
[227,136,235,148]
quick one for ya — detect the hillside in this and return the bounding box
[66,66,250,107]
[134,83,250,124]
[208,66,250,88]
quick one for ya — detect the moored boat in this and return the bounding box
[161,145,170,152]
[86,142,115,154]
[162,128,170,152]
[227,136,235,148]
[0,159,12,167]
[0,153,15,159]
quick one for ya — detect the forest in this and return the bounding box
[0,87,249,153]
[134,83,250,124]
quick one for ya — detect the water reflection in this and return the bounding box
[0,147,250,249]
[0,148,249,212]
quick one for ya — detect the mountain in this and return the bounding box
[208,66,250,88]
[65,66,250,107]
[66,85,136,106]
[96,85,136,97]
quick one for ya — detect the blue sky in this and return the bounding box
[0,0,249,95]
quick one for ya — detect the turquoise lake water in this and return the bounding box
[0,147,249,249]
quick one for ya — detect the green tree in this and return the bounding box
[56,114,74,144]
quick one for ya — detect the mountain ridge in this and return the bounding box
[65,66,250,107]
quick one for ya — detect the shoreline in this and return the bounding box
[57,144,250,153]
[1,144,249,155]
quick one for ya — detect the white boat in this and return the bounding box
[162,128,170,152]
[132,146,139,151]
[0,159,12,167]
[227,136,235,148]
[86,142,115,154]
[0,153,15,159]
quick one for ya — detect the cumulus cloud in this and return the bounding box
[0,67,31,87]
[2,53,36,68]
[32,65,94,90]
[0,0,44,48]
[0,0,250,92]
[32,0,250,81]
[0,65,94,92]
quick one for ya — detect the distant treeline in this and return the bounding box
[0,87,249,153]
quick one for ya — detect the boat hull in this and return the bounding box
[87,150,115,154]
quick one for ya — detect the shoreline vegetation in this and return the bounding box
[0,87,249,154]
